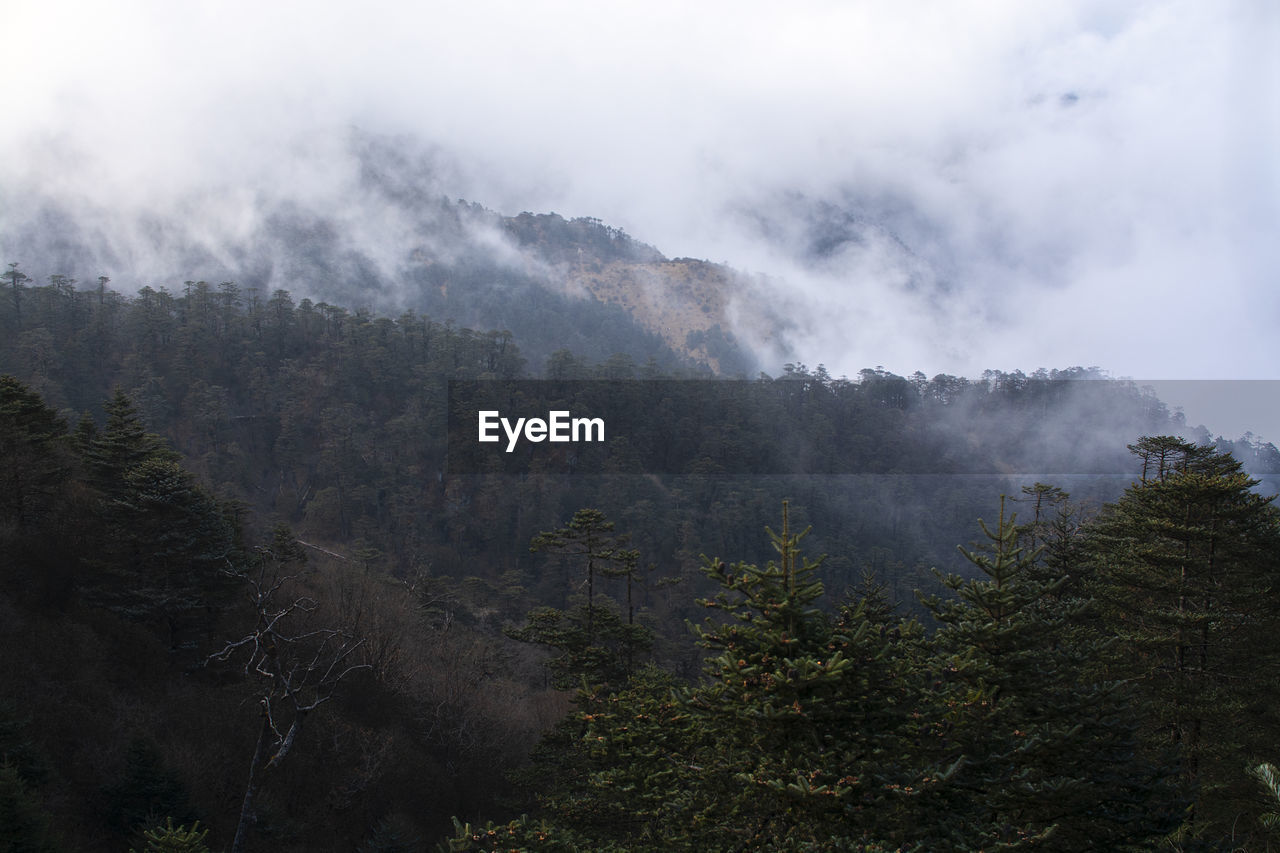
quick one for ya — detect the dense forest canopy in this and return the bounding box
[2,264,1279,851]
[5,3,1275,848]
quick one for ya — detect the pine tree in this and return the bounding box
[0,704,58,853]
[512,503,913,851]
[529,509,639,644]
[1014,482,1083,585]
[84,455,235,637]
[0,375,69,536]
[1249,762,1280,841]
[511,665,689,849]
[77,388,235,636]
[504,603,650,690]
[920,496,1180,850]
[443,814,586,852]
[2,262,30,332]
[84,387,177,495]
[680,502,871,849]
[129,818,210,853]
[827,576,937,849]
[511,510,649,690]
[1086,437,1280,842]
[608,505,917,849]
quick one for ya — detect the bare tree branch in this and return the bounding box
[208,528,372,853]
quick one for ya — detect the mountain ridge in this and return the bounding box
[2,133,787,375]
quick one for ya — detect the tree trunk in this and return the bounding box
[232,709,272,853]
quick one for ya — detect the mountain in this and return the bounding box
[0,131,785,376]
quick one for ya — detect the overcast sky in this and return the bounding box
[5,1,1279,425]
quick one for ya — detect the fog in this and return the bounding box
[4,1,1278,394]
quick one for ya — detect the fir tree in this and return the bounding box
[1249,762,1280,841]
[83,387,177,496]
[529,509,640,644]
[1013,481,1088,591]
[512,665,690,849]
[442,814,586,852]
[511,509,649,690]
[76,388,235,635]
[921,496,1180,850]
[527,503,915,851]
[129,818,210,853]
[84,455,235,636]
[504,603,650,691]
[681,502,873,849]
[0,375,69,536]
[2,262,30,331]
[1086,437,1280,843]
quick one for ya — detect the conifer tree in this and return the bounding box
[0,702,59,853]
[105,459,236,629]
[129,818,210,853]
[511,665,691,849]
[921,496,1180,850]
[76,388,234,635]
[680,502,871,849]
[84,387,177,496]
[827,576,937,849]
[1086,437,1280,842]
[0,375,69,537]
[1249,762,1280,841]
[511,509,649,690]
[504,603,650,690]
[529,509,639,643]
[527,503,917,851]
[102,739,196,841]
[443,814,586,852]
[70,412,97,456]
[1014,482,1084,586]
[2,262,30,331]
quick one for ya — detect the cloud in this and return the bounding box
[4,0,1276,385]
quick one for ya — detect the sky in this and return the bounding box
[4,1,1279,434]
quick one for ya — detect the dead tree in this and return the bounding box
[208,528,369,853]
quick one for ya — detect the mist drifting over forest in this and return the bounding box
[4,1,1278,389]
[8,5,1280,851]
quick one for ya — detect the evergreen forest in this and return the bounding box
[3,265,1280,851]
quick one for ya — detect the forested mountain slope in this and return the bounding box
[4,174,1280,849]
[4,263,1280,849]
[8,269,1271,600]
[0,132,768,375]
